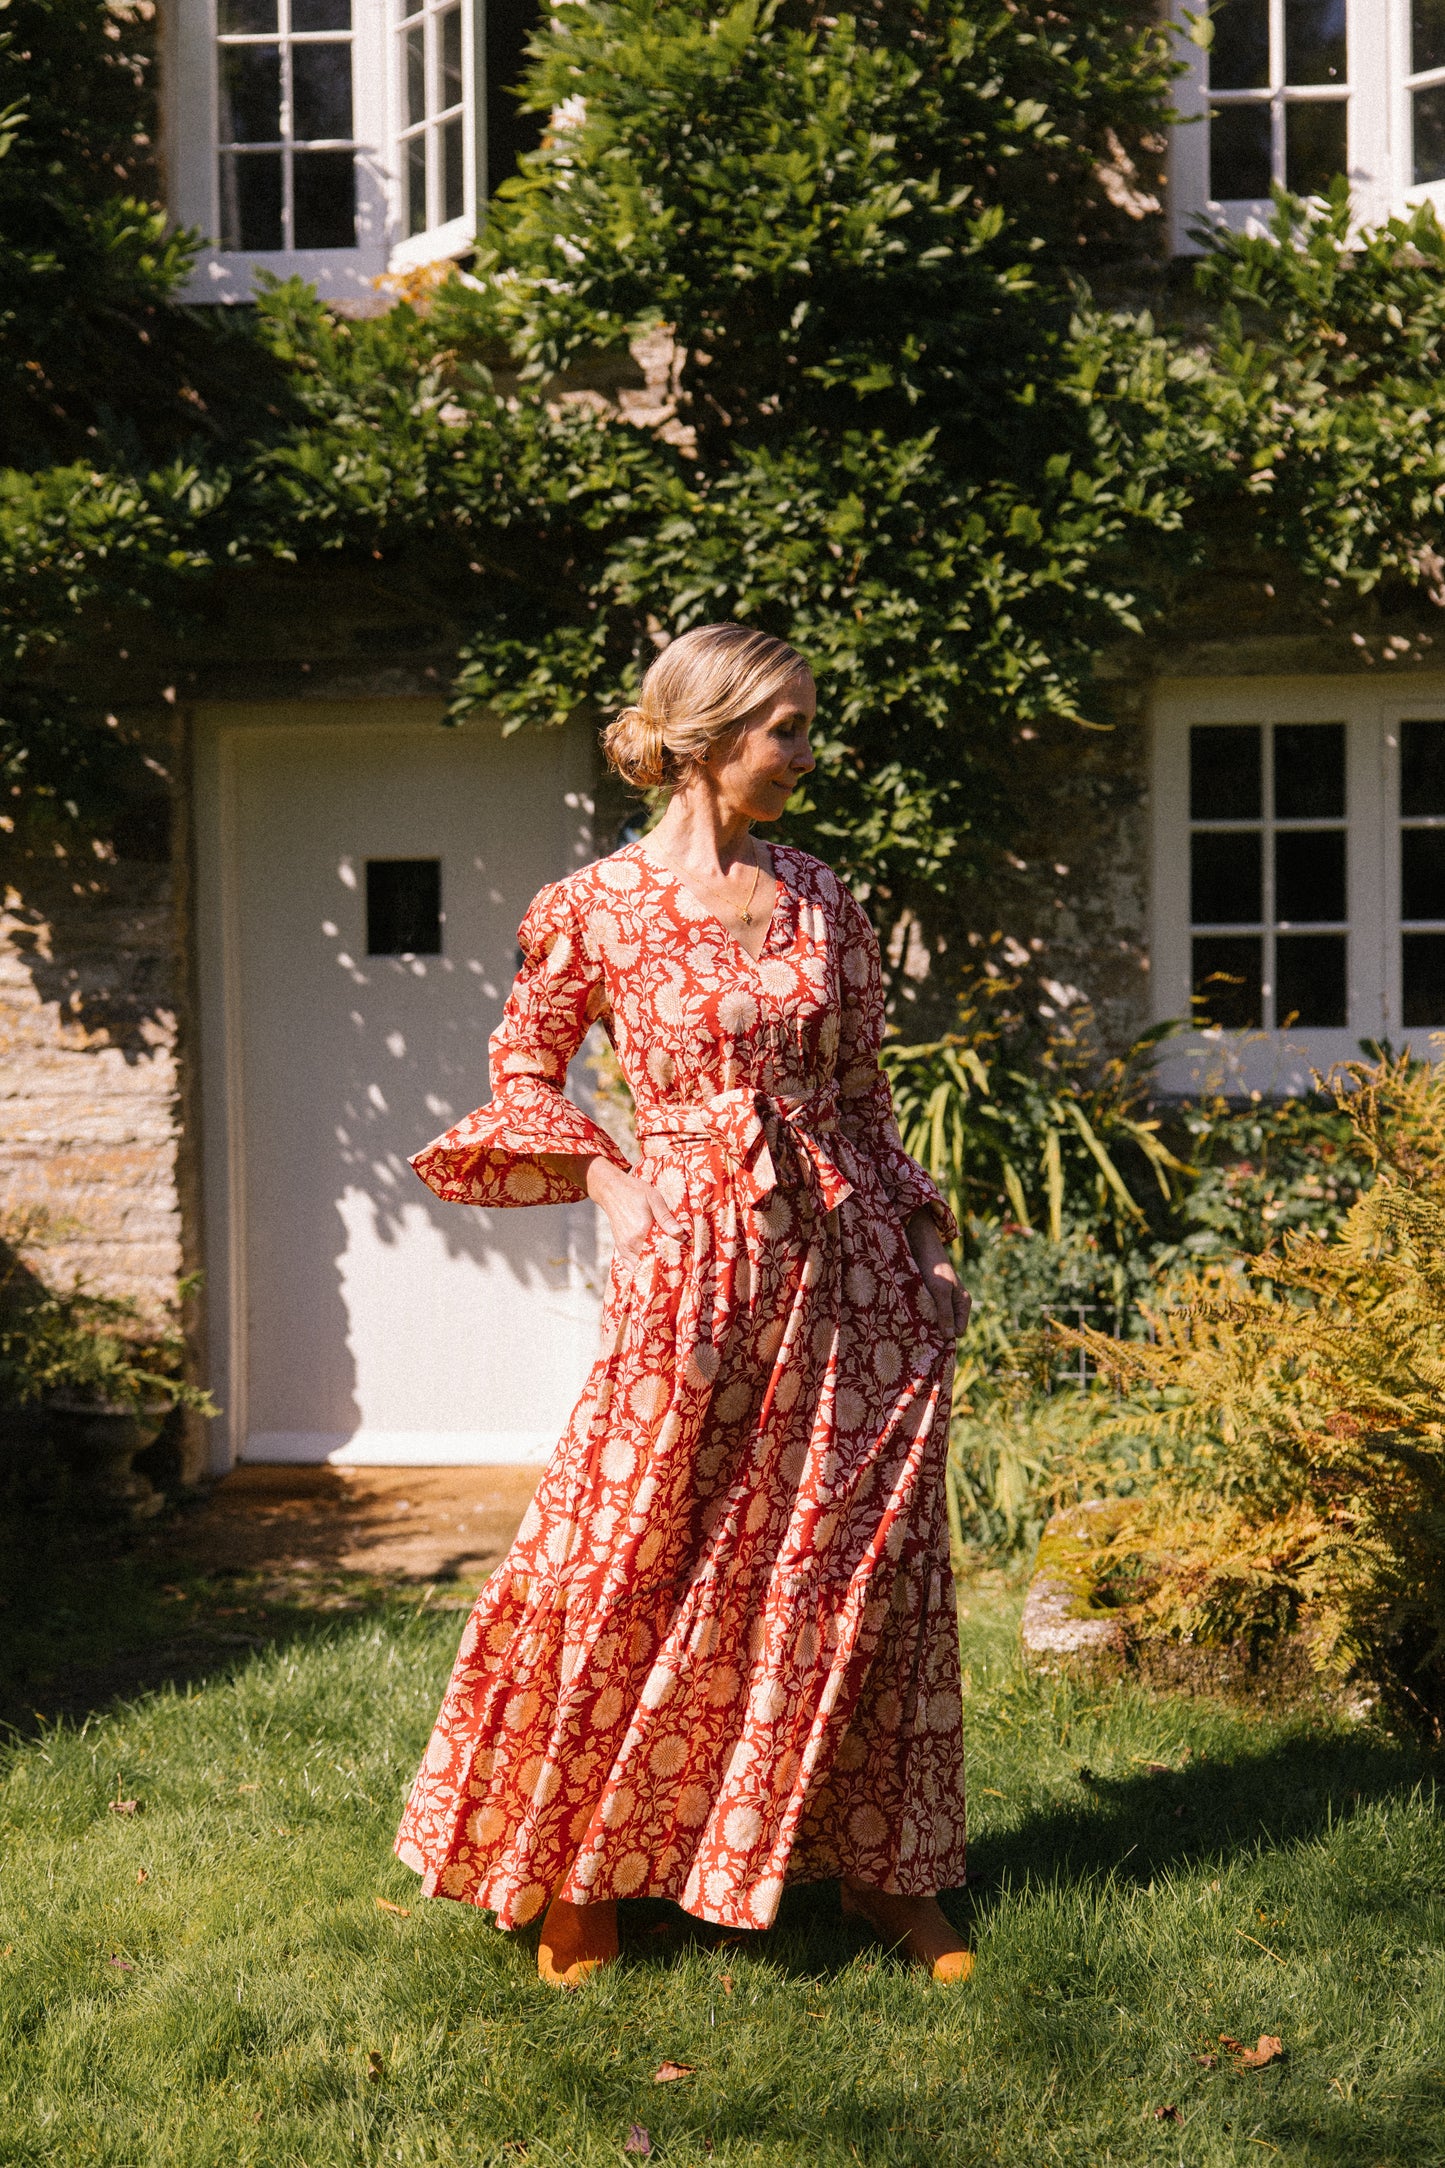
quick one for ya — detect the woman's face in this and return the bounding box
[707,671,817,823]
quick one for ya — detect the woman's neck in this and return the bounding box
[646,785,756,879]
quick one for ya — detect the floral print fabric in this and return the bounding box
[395,843,968,1929]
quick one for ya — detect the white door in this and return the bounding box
[195,703,609,1469]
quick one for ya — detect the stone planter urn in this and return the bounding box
[46,1398,170,1522]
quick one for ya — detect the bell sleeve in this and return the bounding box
[836,888,959,1244]
[409,879,633,1209]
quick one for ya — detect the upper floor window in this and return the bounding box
[171,0,545,302]
[397,0,467,242]
[1206,0,1348,205]
[217,0,358,254]
[1410,1,1445,182]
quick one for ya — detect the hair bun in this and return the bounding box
[602,704,668,789]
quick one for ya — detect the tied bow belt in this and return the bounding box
[635,1085,854,1212]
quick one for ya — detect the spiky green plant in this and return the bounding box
[1067,1056,1445,1730]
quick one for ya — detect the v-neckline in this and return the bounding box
[632,839,789,971]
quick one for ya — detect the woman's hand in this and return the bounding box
[585,1157,684,1263]
[905,1209,971,1338]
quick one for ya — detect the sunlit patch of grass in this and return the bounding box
[2,1577,1444,2164]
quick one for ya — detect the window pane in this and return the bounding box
[1402,828,1445,920]
[219,44,282,144]
[367,860,442,956]
[292,41,353,139]
[485,0,545,196]
[1284,0,1346,84]
[1190,724,1261,820]
[1285,101,1347,196]
[1192,831,1262,924]
[1276,829,1345,922]
[440,5,463,107]
[1277,935,1346,1027]
[406,23,427,126]
[1193,936,1263,1029]
[1414,0,1445,75]
[1210,0,1270,89]
[406,131,428,235]
[1274,722,1345,818]
[1211,104,1274,200]
[292,0,351,26]
[293,150,356,246]
[1404,933,1445,1026]
[218,0,277,29]
[441,114,465,221]
[1415,84,1445,187]
[1401,721,1445,816]
[219,149,283,249]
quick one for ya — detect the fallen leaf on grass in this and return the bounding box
[237,1783,260,1794]
[366,2051,383,2083]
[1218,2032,1284,2068]
[1154,2106,1182,2124]
[1195,2053,1218,2070]
[108,1955,134,1971]
[720,1973,733,1996]
[136,1868,148,1885]
[653,2062,693,2083]
[979,1788,1006,1798]
[375,1897,411,1916]
[108,1799,140,1817]
[624,2125,652,2156]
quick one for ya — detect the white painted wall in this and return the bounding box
[193,701,610,1469]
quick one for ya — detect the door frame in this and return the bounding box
[190,698,600,1473]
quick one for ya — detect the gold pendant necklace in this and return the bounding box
[737,843,763,926]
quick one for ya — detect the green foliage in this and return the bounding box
[0,0,286,469]
[0,1210,210,1417]
[1071,1059,1445,1731]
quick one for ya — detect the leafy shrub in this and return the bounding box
[0,1209,211,1419]
[1068,1057,1445,1731]
[883,980,1375,1556]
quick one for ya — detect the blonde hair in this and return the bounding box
[603,623,810,790]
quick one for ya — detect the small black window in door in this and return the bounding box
[366,859,442,955]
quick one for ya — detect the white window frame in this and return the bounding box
[1149,673,1445,1096]
[1167,0,1395,255]
[388,0,482,273]
[168,0,392,303]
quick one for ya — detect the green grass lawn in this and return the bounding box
[3,1549,1445,2165]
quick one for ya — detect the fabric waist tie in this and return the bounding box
[635,1085,854,1211]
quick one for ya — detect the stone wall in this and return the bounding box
[889,686,1154,1056]
[0,728,184,1322]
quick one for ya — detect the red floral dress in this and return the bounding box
[394,842,968,1930]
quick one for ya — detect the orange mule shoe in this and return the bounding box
[840,1882,975,1986]
[537,1894,619,1989]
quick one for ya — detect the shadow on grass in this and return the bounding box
[0,1489,422,1740]
[963,1727,1441,1911]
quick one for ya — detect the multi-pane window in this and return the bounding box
[1189,722,1348,1031]
[1207,0,1349,202]
[217,0,357,253]
[1411,2,1445,184]
[397,0,467,238]
[1400,722,1445,1024]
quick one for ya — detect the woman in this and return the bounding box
[396,624,972,1986]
